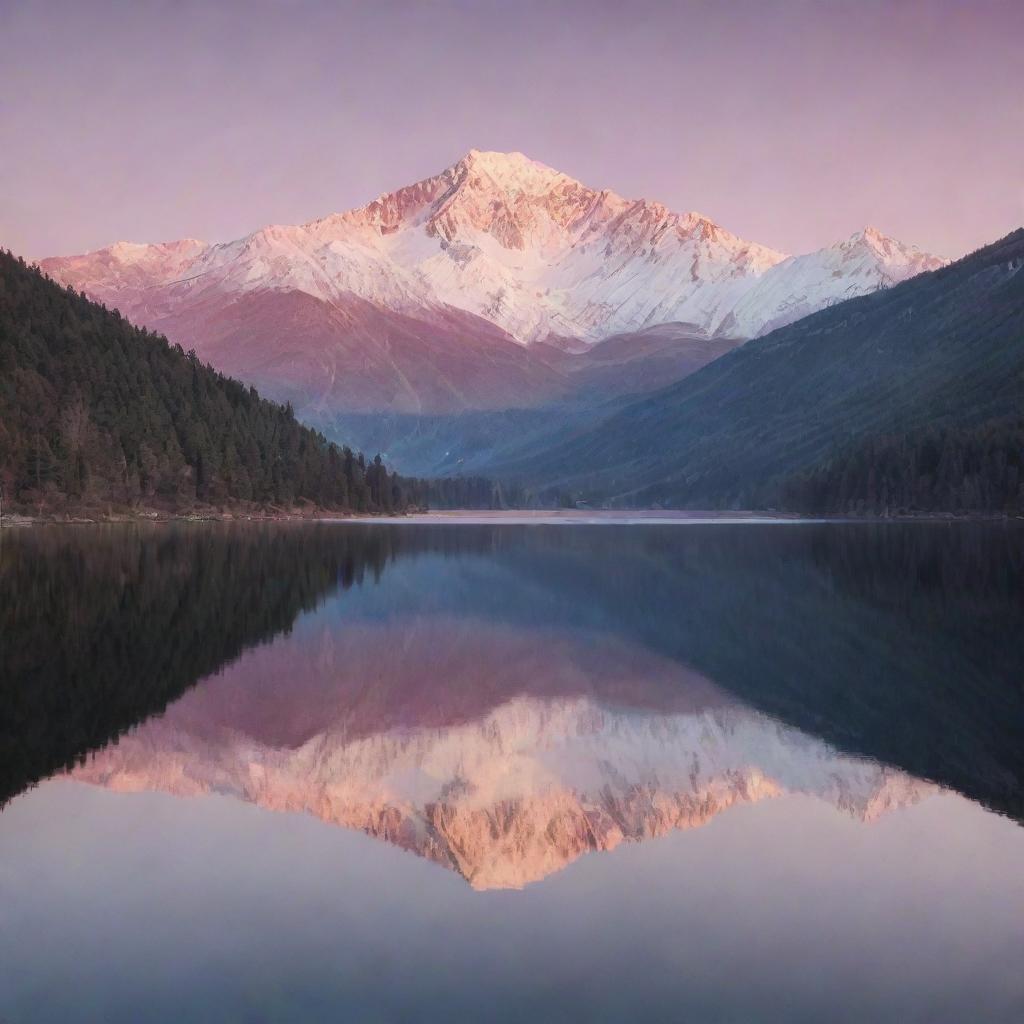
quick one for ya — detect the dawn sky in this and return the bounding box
[2,0,1022,260]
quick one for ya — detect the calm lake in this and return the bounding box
[1,518,1023,1022]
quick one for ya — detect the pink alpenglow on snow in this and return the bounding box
[40,152,946,415]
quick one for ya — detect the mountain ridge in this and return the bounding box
[42,150,942,346]
[39,151,945,419]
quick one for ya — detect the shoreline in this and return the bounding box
[0,507,418,529]
[348,509,1024,526]
[3,507,1021,529]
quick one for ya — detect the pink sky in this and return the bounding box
[2,0,1022,261]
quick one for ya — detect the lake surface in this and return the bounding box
[1,519,1023,1022]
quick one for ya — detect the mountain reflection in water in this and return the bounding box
[68,614,937,889]
[2,521,1023,883]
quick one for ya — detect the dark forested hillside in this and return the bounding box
[0,251,428,515]
[486,229,1024,513]
[784,415,1024,514]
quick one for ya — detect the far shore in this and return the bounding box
[343,509,1024,525]
[0,507,399,529]
[3,507,1021,528]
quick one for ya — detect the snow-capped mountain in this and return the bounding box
[40,151,946,414]
[720,226,948,337]
[68,616,936,890]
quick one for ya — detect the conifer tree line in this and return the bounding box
[0,251,504,515]
[783,416,1024,515]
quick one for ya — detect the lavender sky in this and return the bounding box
[2,0,1022,260]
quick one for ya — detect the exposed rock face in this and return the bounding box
[39,151,945,415]
[69,618,935,889]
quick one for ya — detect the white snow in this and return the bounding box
[41,151,947,345]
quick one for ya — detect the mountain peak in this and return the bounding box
[452,149,576,194]
[460,148,543,169]
[841,226,946,272]
[842,226,898,250]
